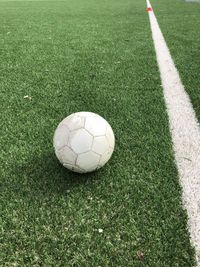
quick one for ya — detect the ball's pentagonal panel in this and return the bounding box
[61,146,77,165]
[77,151,100,172]
[92,136,109,155]
[85,115,107,136]
[106,125,115,148]
[62,114,85,132]
[53,125,70,150]
[99,147,114,167]
[69,129,93,154]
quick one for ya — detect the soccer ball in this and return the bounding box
[53,112,115,173]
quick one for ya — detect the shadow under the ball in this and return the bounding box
[12,152,102,197]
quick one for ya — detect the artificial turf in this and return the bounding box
[151,0,200,122]
[0,0,195,266]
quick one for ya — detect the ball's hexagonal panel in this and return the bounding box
[59,113,74,128]
[55,149,63,163]
[62,114,85,131]
[98,147,114,167]
[77,151,100,172]
[53,125,70,150]
[63,162,73,171]
[60,146,77,165]
[73,166,86,173]
[106,125,115,148]
[92,136,110,155]
[69,129,93,154]
[85,115,107,136]
[63,163,85,174]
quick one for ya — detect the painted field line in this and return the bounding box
[146,0,200,265]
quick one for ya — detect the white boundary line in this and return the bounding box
[146,0,200,265]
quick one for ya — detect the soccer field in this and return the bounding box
[0,0,199,266]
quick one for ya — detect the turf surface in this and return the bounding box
[0,0,195,266]
[151,0,200,122]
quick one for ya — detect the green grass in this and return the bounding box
[0,0,195,266]
[151,0,200,122]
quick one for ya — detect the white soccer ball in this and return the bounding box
[53,112,115,173]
